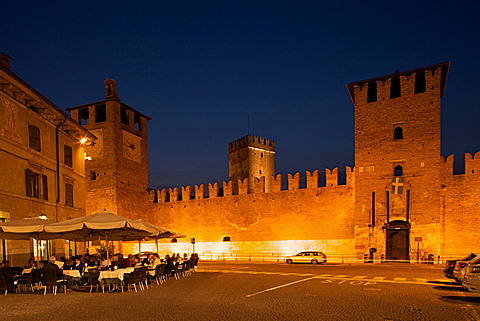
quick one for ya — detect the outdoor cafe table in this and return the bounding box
[63,270,81,278]
[98,267,135,284]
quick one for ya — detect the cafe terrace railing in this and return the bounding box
[194,252,471,264]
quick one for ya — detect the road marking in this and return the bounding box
[205,270,454,286]
[246,277,317,298]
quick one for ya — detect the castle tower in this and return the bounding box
[228,135,275,193]
[347,62,450,262]
[66,79,151,220]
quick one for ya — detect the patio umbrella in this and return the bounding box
[0,218,56,240]
[0,218,59,262]
[130,220,184,253]
[44,211,159,259]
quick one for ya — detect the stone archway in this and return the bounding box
[385,220,410,262]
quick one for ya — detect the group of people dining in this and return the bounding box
[1,252,199,294]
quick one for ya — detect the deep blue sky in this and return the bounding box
[2,1,480,189]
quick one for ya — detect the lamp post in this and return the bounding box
[191,237,196,253]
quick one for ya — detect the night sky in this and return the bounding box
[2,1,480,189]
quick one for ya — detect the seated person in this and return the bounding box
[43,256,73,290]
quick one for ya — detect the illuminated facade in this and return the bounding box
[0,53,94,265]
[75,61,479,262]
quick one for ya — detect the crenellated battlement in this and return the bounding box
[228,135,275,154]
[150,166,355,203]
[442,151,480,177]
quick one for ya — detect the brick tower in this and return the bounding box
[67,79,151,220]
[228,135,275,193]
[347,62,450,262]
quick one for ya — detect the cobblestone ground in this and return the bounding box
[1,262,480,321]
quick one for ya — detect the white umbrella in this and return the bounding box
[44,211,160,259]
[0,218,56,240]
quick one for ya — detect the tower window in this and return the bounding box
[121,107,129,125]
[28,125,41,151]
[394,165,403,176]
[367,82,377,103]
[95,104,106,123]
[414,71,426,94]
[90,170,97,180]
[134,113,141,131]
[390,77,401,98]
[79,107,89,125]
[394,126,403,140]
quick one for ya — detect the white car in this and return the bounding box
[453,254,480,283]
[462,258,480,293]
[285,251,327,264]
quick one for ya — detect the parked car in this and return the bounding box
[462,257,480,293]
[285,251,327,264]
[453,253,480,283]
[444,253,476,280]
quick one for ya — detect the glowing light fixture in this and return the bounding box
[84,152,92,161]
[39,214,47,220]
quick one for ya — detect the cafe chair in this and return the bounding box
[31,269,44,289]
[173,262,181,280]
[0,274,16,295]
[124,269,141,292]
[87,268,102,293]
[182,260,192,277]
[42,270,66,295]
[17,272,35,292]
[154,264,166,285]
[137,266,148,290]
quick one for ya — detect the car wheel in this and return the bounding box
[311,259,318,264]
[286,259,293,264]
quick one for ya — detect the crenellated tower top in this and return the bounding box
[228,135,275,193]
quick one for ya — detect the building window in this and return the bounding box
[64,145,73,167]
[78,107,89,126]
[65,183,74,207]
[367,82,377,103]
[414,71,426,94]
[394,126,403,140]
[134,113,141,131]
[223,236,231,242]
[28,125,41,151]
[394,165,403,176]
[25,169,48,200]
[95,104,106,123]
[90,170,97,180]
[121,107,129,125]
[390,77,401,98]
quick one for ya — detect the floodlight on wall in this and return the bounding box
[39,214,47,220]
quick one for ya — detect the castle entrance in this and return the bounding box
[385,220,410,263]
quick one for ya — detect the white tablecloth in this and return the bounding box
[99,268,135,281]
[63,270,81,278]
